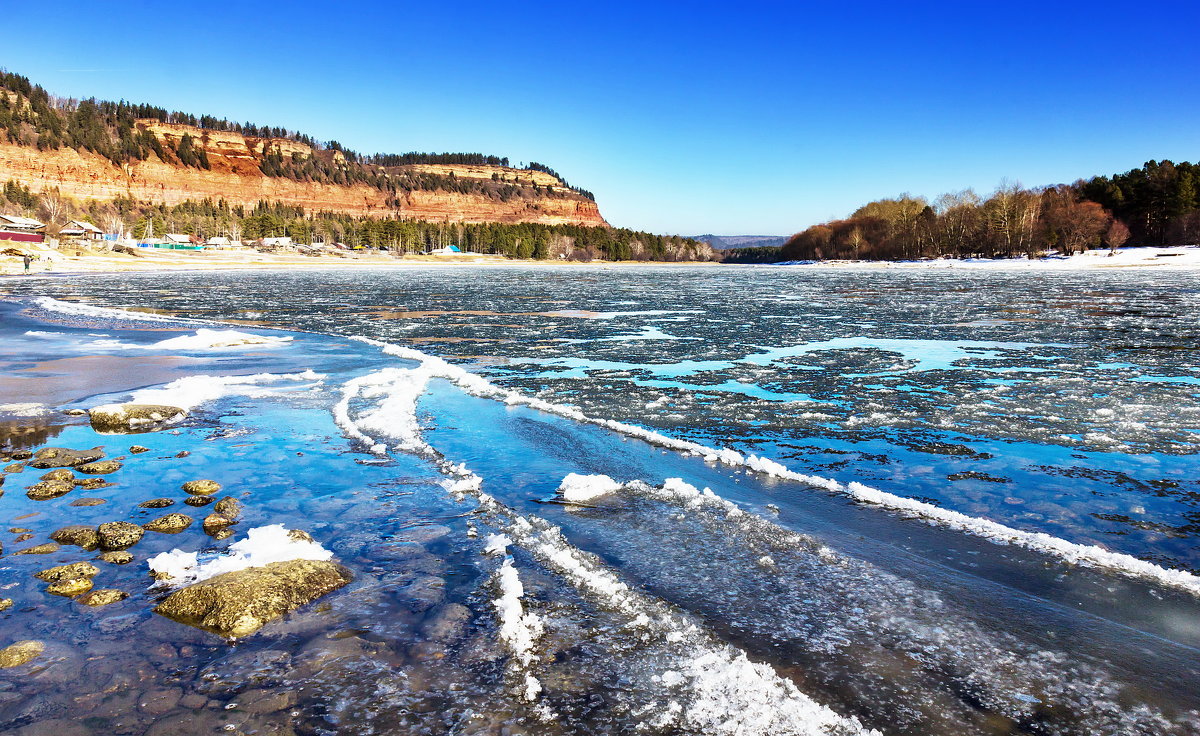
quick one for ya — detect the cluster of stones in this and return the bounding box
[3,431,350,651]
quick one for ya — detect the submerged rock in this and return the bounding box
[154,559,353,637]
[139,498,175,509]
[88,404,185,433]
[39,469,75,483]
[77,589,128,607]
[143,513,192,534]
[14,543,61,555]
[29,446,105,469]
[74,477,110,490]
[3,463,25,473]
[183,496,213,507]
[76,460,122,475]
[0,599,11,612]
[25,480,74,500]
[0,640,44,668]
[69,497,107,507]
[129,445,150,454]
[51,525,100,550]
[182,479,221,496]
[98,550,133,565]
[35,561,99,583]
[97,521,144,550]
[213,496,241,519]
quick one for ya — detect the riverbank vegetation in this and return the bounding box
[777,160,1199,262]
[0,187,711,262]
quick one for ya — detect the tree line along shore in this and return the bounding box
[0,185,714,263]
[726,159,1200,263]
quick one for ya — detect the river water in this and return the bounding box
[0,264,1198,735]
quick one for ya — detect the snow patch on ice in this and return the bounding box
[151,329,293,350]
[128,370,323,411]
[557,473,623,503]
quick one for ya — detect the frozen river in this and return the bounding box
[1,264,1198,735]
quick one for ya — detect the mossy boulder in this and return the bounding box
[0,599,12,612]
[97,521,144,550]
[26,480,74,500]
[89,404,185,433]
[51,525,100,551]
[182,480,221,496]
[39,469,75,483]
[139,498,175,509]
[29,447,104,469]
[184,496,213,507]
[143,514,192,534]
[0,640,43,668]
[202,513,234,535]
[77,460,122,475]
[47,577,93,597]
[35,561,99,583]
[154,559,352,637]
[78,589,128,607]
[129,445,150,454]
[98,550,133,565]
[74,477,110,490]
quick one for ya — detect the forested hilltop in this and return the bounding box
[0,69,594,203]
[775,160,1200,262]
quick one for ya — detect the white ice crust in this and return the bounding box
[557,473,623,503]
[146,524,333,586]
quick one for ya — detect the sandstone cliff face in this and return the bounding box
[0,122,607,227]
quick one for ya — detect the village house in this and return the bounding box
[0,214,47,243]
[59,220,105,241]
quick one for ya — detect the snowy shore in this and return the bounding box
[776,245,1200,270]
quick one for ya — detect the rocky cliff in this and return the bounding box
[0,121,607,226]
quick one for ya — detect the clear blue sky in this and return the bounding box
[3,1,1198,235]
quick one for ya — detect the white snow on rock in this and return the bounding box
[146,524,333,586]
[557,473,623,503]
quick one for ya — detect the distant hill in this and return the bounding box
[0,69,604,226]
[692,234,789,250]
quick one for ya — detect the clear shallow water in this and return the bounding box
[1,266,1199,735]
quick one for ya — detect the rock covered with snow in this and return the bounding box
[89,403,185,433]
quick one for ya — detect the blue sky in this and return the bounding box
[3,1,1198,235]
